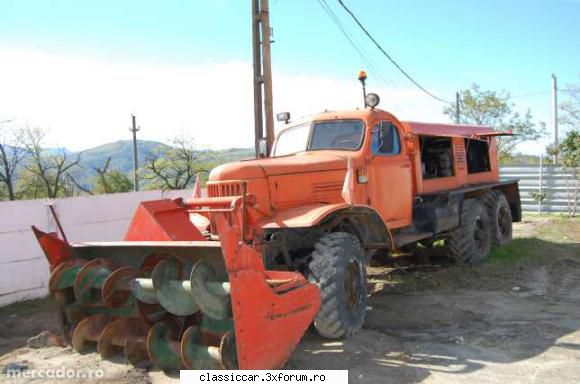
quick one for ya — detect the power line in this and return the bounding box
[336,0,449,103]
[316,0,411,113]
[511,88,574,99]
[511,90,551,99]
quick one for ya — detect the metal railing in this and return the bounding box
[500,166,579,213]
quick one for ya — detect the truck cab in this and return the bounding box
[270,108,414,229]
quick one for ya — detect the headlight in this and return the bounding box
[365,93,380,108]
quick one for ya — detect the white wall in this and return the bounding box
[0,189,191,306]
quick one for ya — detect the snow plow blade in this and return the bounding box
[33,197,320,370]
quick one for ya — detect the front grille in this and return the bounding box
[207,182,245,198]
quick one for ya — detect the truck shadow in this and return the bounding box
[290,238,580,383]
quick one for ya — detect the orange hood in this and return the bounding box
[209,152,350,181]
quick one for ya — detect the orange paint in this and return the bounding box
[209,108,502,230]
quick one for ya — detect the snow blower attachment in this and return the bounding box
[33,195,320,370]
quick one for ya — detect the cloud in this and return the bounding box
[0,50,251,149]
[0,49,453,151]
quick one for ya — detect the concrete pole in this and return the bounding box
[130,114,140,192]
[538,154,543,213]
[260,0,275,156]
[552,74,558,164]
[251,0,264,158]
[456,91,461,124]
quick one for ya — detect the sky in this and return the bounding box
[0,0,579,154]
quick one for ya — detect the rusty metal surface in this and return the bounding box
[71,314,109,352]
[181,326,222,370]
[71,241,222,248]
[97,317,148,364]
[147,322,183,371]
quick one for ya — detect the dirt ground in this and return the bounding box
[1,215,579,383]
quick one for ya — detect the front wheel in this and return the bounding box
[307,232,367,339]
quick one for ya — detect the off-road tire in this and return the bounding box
[308,232,367,339]
[482,190,513,246]
[448,199,492,264]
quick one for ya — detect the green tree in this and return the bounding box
[69,157,133,195]
[555,130,580,217]
[0,123,25,201]
[93,158,133,194]
[558,130,580,168]
[444,84,545,162]
[143,136,209,190]
[0,183,7,200]
[560,83,579,132]
[19,127,81,199]
[15,170,50,199]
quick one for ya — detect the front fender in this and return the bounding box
[257,203,392,251]
[258,203,351,229]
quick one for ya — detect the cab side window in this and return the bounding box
[372,122,401,155]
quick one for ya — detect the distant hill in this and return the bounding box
[1,139,254,197]
[66,140,254,187]
[74,140,254,173]
[74,140,171,174]
[198,147,255,164]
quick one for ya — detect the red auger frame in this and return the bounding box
[33,191,320,370]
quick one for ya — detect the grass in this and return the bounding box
[371,214,580,294]
[487,214,580,266]
[535,215,580,243]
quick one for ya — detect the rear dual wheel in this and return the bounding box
[448,199,492,264]
[482,190,513,246]
[307,232,367,339]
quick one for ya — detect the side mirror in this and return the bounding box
[405,133,417,155]
[258,138,268,157]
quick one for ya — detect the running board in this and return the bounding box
[393,232,433,248]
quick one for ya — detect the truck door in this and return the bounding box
[368,121,413,228]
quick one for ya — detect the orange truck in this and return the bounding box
[33,91,520,370]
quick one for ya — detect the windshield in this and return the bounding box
[272,123,310,157]
[273,120,364,156]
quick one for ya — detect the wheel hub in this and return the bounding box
[498,207,510,237]
[473,216,489,252]
[345,261,361,311]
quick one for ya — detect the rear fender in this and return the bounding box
[495,182,522,222]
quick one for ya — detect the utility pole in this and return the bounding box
[261,0,275,155]
[455,91,461,124]
[551,74,558,164]
[130,114,140,192]
[251,0,264,158]
[251,0,275,157]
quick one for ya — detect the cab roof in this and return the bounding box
[277,108,497,139]
[401,121,496,138]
